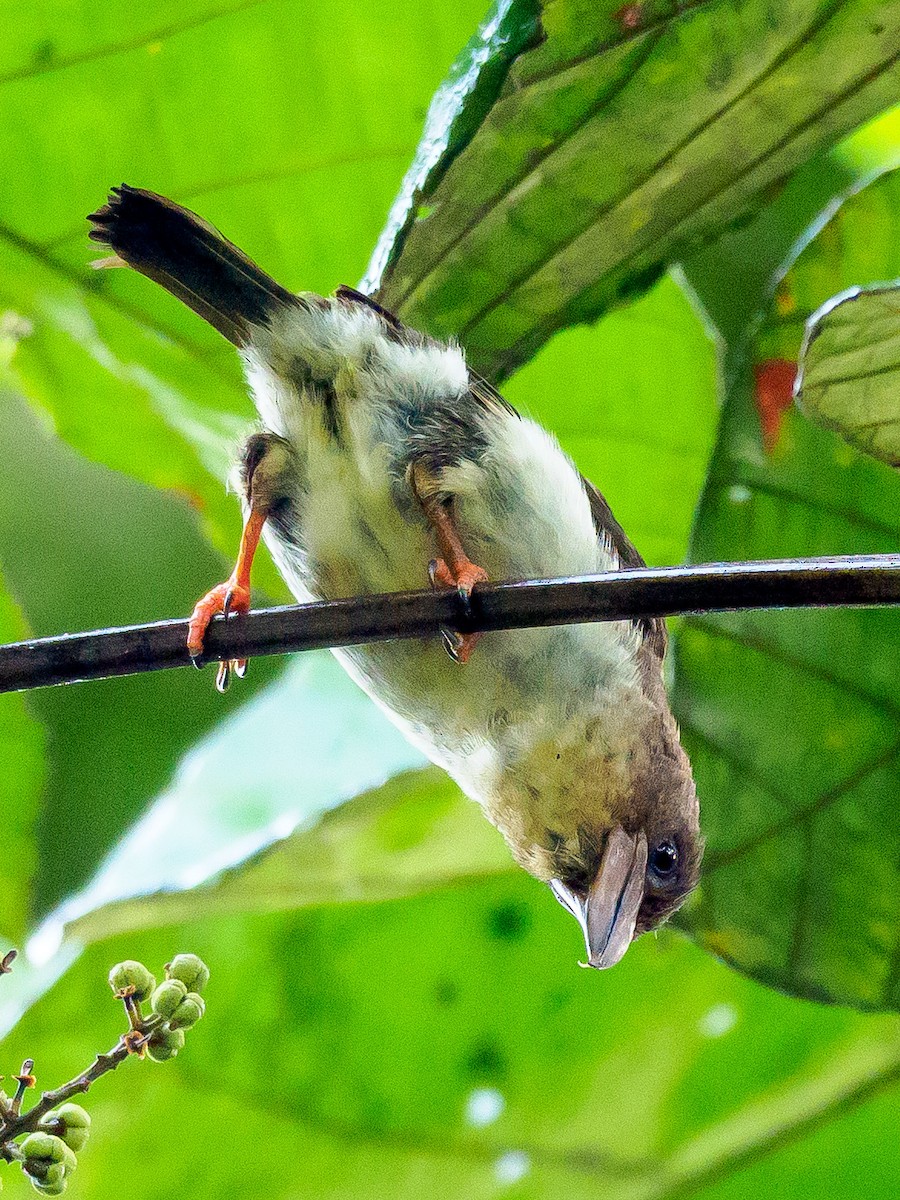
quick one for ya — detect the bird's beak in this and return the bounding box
[550,826,648,970]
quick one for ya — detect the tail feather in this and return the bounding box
[88,184,298,345]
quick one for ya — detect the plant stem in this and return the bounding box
[0,554,898,693]
[0,1044,131,1145]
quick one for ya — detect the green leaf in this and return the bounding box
[798,285,900,465]
[2,236,260,582]
[374,0,900,380]
[33,654,433,951]
[0,389,281,921]
[63,767,510,946]
[0,573,44,944]
[503,272,718,567]
[0,0,491,580]
[6,883,900,1199]
[673,167,900,1010]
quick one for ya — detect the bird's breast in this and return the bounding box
[244,302,645,803]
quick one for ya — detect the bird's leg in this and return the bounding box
[408,462,489,664]
[187,507,265,692]
[188,432,295,692]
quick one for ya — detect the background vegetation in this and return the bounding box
[2,0,900,1195]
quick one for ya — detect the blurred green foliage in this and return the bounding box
[2,0,900,1197]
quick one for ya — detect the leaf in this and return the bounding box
[0,389,281,920]
[673,167,900,1010]
[63,767,511,946]
[797,284,900,465]
[0,572,44,944]
[374,0,900,381]
[503,272,718,567]
[6,880,900,1199]
[31,654,434,951]
[0,0,492,581]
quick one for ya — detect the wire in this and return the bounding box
[1,554,898,693]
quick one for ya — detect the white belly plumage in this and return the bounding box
[240,303,641,804]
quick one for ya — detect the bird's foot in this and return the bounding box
[428,557,489,664]
[187,580,251,693]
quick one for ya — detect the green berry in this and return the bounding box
[108,960,156,1002]
[42,1104,91,1152]
[21,1133,77,1172]
[146,1026,185,1062]
[150,978,187,1019]
[20,1132,76,1195]
[29,1162,67,1195]
[168,991,205,1030]
[165,954,209,995]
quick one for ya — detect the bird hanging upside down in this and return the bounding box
[88,185,702,969]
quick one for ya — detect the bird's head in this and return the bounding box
[486,693,702,969]
[547,773,702,969]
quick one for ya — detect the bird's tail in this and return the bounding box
[88,184,299,346]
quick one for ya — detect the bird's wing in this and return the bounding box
[334,284,407,333]
[584,478,667,660]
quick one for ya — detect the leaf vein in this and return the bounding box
[419,0,854,342]
[0,0,277,86]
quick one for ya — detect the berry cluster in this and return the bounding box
[17,1109,90,1197]
[108,954,209,1063]
[1,952,210,1195]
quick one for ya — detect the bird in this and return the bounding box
[88,184,702,969]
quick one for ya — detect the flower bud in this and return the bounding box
[108,960,156,1002]
[42,1104,91,1152]
[29,1162,67,1195]
[21,1133,77,1172]
[150,978,187,1019]
[168,992,205,1030]
[165,954,209,995]
[146,1026,185,1063]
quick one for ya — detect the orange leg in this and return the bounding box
[410,466,488,664]
[187,507,266,692]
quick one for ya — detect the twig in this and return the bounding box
[9,1061,35,1117]
[1,554,899,693]
[0,986,160,1150]
[0,1046,131,1146]
[0,951,16,975]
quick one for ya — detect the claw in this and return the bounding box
[441,628,464,661]
[426,558,488,664]
[187,579,252,690]
[188,505,266,691]
[215,660,232,693]
[440,627,478,665]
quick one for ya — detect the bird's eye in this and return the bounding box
[649,840,678,881]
